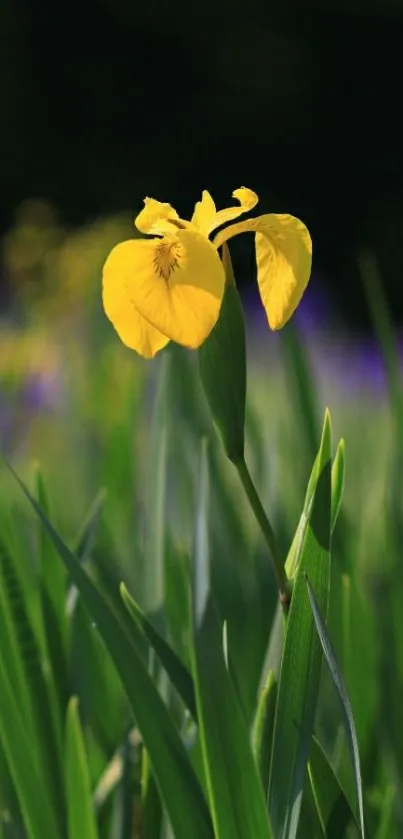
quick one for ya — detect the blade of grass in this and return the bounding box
[190,441,273,839]
[121,584,197,720]
[65,697,100,839]
[73,488,107,563]
[306,575,365,838]
[281,320,320,465]
[253,671,277,794]
[309,735,359,838]
[268,409,332,839]
[140,748,163,839]
[142,352,169,614]
[0,539,65,834]
[9,464,213,839]
[0,664,60,839]
[286,436,345,580]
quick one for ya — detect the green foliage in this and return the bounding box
[1,247,402,838]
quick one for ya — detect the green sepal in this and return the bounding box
[198,243,246,462]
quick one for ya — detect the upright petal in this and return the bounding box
[103,242,170,358]
[103,231,225,351]
[208,187,259,234]
[135,197,181,236]
[214,213,312,329]
[191,190,217,236]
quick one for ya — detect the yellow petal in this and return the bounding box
[208,187,259,234]
[135,197,180,236]
[191,190,217,236]
[255,214,312,329]
[103,230,225,350]
[103,243,170,358]
[214,213,312,329]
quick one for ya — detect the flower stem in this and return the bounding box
[234,457,291,609]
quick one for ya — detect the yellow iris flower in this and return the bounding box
[102,187,312,359]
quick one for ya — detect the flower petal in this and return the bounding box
[208,187,259,234]
[255,214,312,329]
[214,213,312,329]
[103,242,170,358]
[104,231,225,350]
[135,197,180,236]
[191,190,217,236]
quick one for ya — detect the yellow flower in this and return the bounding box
[102,187,312,358]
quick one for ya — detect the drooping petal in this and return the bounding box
[103,242,170,358]
[191,190,217,236]
[135,197,181,236]
[214,213,312,330]
[255,214,312,329]
[208,187,259,234]
[103,231,225,350]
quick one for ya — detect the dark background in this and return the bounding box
[2,0,403,329]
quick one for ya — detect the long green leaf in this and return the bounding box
[121,583,197,719]
[0,664,60,839]
[330,439,345,534]
[140,748,163,839]
[281,320,320,465]
[309,736,358,838]
[0,540,65,835]
[253,671,277,795]
[190,442,273,839]
[9,465,214,839]
[34,465,69,747]
[268,409,332,839]
[285,435,344,580]
[142,352,169,613]
[374,784,396,839]
[306,576,365,838]
[73,488,107,563]
[65,697,100,839]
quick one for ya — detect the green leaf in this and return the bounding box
[193,601,273,839]
[0,665,60,839]
[330,439,345,534]
[198,243,246,462]
[109,735,136,839]
[190,442,273,839]
[70,597,128,748]
[9,465,214,839]
[281,320,320,465]
[73,488,107,563]
[65,697,100,839]
[34,463,68,642]
[268,409,332,839]
[309,736,358,838]
[253,671,277,795]
[140,748,163,839]
[285,434,344,580]
[306,575,365,838]
[120,583,197,719]
[142,352,169,613]
[0,540,65,836]
[34,465,69,735]
[374,784,396,839]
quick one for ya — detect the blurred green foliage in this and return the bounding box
[0,212,402,837]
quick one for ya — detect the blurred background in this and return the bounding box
[1,0,403,331]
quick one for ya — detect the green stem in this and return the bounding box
[234,457,291,609]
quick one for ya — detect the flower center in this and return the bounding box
[153,238,184,282]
